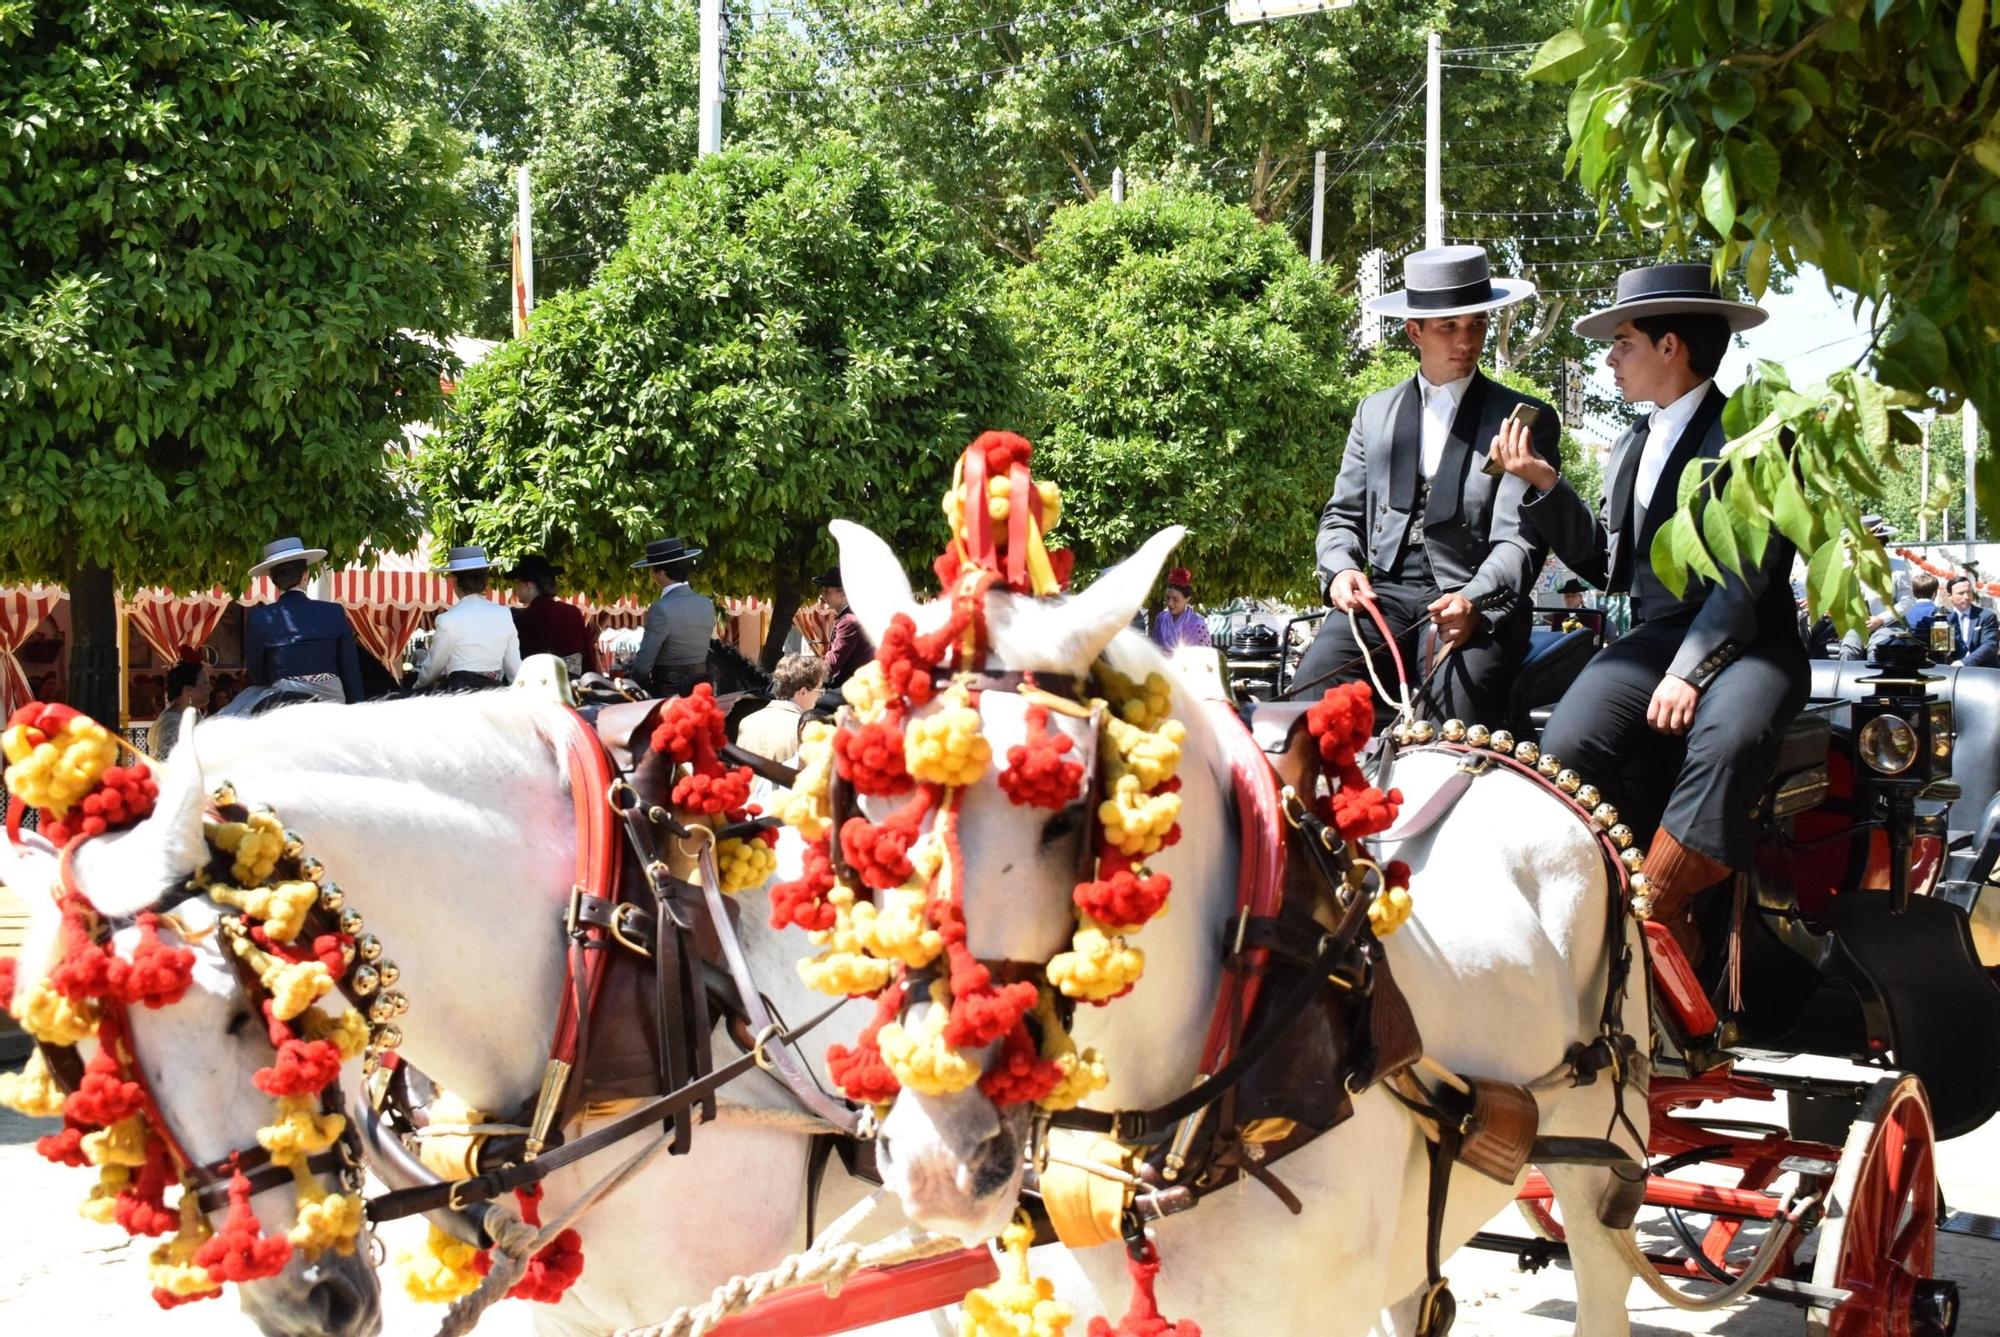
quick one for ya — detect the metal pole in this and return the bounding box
[1425,31,1442,249]
[698,0,723,156]
[1966,400,1981,558]
[1111,167,1125,203]
[1310,149,1326,264]
[1919,418,1931,543]
[515,165,534,321]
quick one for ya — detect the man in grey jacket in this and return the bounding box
[1294,245,1561,723]
[1492,263,1807,940]
[627,537,715,697]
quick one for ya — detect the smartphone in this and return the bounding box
[1482,402,1542,476]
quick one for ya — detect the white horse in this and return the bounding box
[830,517,1654,1337]
[1,691,894,1337]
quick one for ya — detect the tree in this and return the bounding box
[416,140,1026,665]
[0,0,475,722]
[998,188,1351,600]
[1532,0,2000,630]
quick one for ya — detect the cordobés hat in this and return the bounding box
[248,536,328,580]
[504,553,562,584]
[1363,245,1536,320]
[1572,262,1768,340]
[813,567,844,588]
[1555,577,1589,595]
[436,545,493,574]
[632,537,704,570]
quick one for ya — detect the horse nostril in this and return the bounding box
[308,1275,365,1332]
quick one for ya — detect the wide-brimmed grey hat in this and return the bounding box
[436,545,494,574]
[247,536,328,580]
[632,537,704,570]
[1573,262,1768,340]
[1363,245,1536,320]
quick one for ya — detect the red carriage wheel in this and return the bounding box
[1807,1074,1957,1337]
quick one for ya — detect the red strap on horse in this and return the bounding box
[546,708,622,1071]
[1197,702,1290,1072]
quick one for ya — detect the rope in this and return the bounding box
[615,1190,968,1337]
[1350,594,1415,726]
[1612,1190,1813,1311]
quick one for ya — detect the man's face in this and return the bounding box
[1405,312,1489,383]
[1563,591,1584,609]
[513,579,537,604]
[1951,580,1975,612]
[1605,321,1680,405]
[821,585,848,613]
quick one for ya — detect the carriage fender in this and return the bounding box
[1957,792,2000,967]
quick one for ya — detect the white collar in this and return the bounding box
[658,581,686,596]
[1417,370,1475,408]
[1648,379,1713,440]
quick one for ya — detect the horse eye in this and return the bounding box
[1040,800,1088,847]
[226,1011,253,1038]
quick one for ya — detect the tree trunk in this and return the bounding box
[760,585,803,672]
[67,561,121,730]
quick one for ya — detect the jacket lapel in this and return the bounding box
[1605,419,1646,536]
[1387,378,1421,513]
[1636,385,1729,550]
[1426,372,1491,527]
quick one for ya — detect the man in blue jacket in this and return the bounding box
[243,537,365,703]
[1947,575,2000,668]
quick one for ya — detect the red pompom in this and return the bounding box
[970,430,1034,476]
[49,922,116,1003]
[1306,682,1376,771]
[1385,859,1412,889]
[838,793,932,891]
[310,933,352,977]
[114,1138,179,1237]
[1322,763,1402,842]
[650,683,727,763]
[941,938,1037,1050]
[826,985,905,1104]
[978,1021,1064,1106]
[670,765,753,816]
[153,1285,222,1310]
[768,839,837,933]
[38,1120,91,1167]
[254,1038,343,1098]
[0,955,17,1015]
[997,706,1084,810]
[874,614,939,709]
[834,720,914,798]
[1086,1241,1202,1336]
[194,1170,293,1283]
[108,912,195,1010]
[1073,868,1172,931]
[65,1050,144,1127]
[508,1230,586,1303]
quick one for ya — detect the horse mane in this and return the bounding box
[707,638,773,697]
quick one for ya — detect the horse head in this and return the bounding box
[826,516,1198,1242]
[6,721,380,1336]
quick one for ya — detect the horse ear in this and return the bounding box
[1058,525,1188,666]
[149,718,210,877]
[830,519,918,644]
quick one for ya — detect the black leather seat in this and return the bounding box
[1507,627,1599,734]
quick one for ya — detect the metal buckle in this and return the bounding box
[1231,906,1252,957]
[447,1179,479,1212]
[750,1022,783,1074]
[1280,786,1310,830]
[607,778,640,812]
[564,885,585,937]
[1455,751,1493,776]
[610,903,652,957]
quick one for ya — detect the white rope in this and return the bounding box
[1348,605,1417,727]
[1612,1194,1810,1312]
[614,1190,969,1337]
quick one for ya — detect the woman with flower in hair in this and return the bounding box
[1150,567,1210,653]
[148,649,207,758]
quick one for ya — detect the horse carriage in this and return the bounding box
[5,436,2000,1337]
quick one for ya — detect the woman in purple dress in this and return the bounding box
[1150,567,1211,652]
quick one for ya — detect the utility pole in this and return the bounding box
[1919,418,1932,543]
[1425,31,1442,249]
[1966,400,1982,558]
[1111,167,1125,204]
[1309,149,1326,265]
[698,0,723,156]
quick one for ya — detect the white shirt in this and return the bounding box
[1417,372,1474,479]
[415,593,522,688]
[1633,379,1713,525]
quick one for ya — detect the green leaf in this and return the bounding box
[1651,514,1692,599]
[1804,535,1842,616]
[1960,0,1987,78]
[1702,495,1744,577]
[1747,238,1773,299]
[1727,136,1782,196]
[1773,465,1817,549]
[1528,29,1595,83]
[1710,69,1757,132]
[1701,156,1739,235]
[1772,88,1814,134]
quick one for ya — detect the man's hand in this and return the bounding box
[1427,592,1479,653]
[1647,675,1700,735]
[1489,416,1557,492]
[1326,568,1374,613]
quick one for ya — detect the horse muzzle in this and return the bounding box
[876,1090,1030,1244]
[237,1249,381,1337]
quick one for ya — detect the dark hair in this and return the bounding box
[523,573,555,598]
[1630,312,1730,379]
[1950,575,1976,594]
[270,559,310,591]
[770,653,825,699]
[454,568,490,595]
[167,660,204,696]
[1912,572,1940,600]
[661,559,696,584]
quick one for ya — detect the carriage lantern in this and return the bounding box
[1852,636,1956,909]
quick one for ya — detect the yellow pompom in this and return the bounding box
[18,979,98,1046]
[148,1199,221,1301]
[1036,480,1062,530]
[1097,774,1181,858]
[79,1163,133,1223]
[716,836,779,893]
[300,1005,371,1061]
[878,983,980,1096]
[399,1223,486,1303]
[798,889,897,996]
[0,1047,67,1118]
[82,1115,150,1169]
[259,1094,346,1168]
[850,880,944,968]
[842,661,893,722]
[777,721,837,839]
[211,879,319,942]
[960,1220,1072,1337]
[289,1168,365,1257]
[262,960,336,1022]
[1031,991,1108,1111]
[3,716,116,815]
[988,496,1012,521]
[208,812,286,885]
[1368,883,1414,937]
[1047,919,1145,1003]
[1096,666,1173,733]
[906,690,990,788]
[1104,715,1184,792]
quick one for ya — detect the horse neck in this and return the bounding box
[192,696,577,1115]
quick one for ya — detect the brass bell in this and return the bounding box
[1628,873,1653,914]
[1409,720,1437,744]
[351,964,381,996]
[369,996,396,1025]
[1537,754,1562,778]
[1514,741,1540,767]
[300,857,326,884]
[1556,769,1582,794]
[210,781,238,808]
[375,1024,403,1050]
[1574,783,1602,810]
[1442,719,1468,743]
[1465,724,1491,748]
[1391,723,1413,746]
[1607,824,1636,850]
[376,961,400,988]
[317,883,344,913]
[1591,802,1619,829]
[1490,730,1516,755]
[338,907,365,937]
[356,934,383,963]
[390,992,409,1017]
[1620,848,1645,872]
[249,802,275,816]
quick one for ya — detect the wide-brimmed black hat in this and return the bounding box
[505,554,562,583]
[1555,577,1589,595]
[1363,245,1535,320]
[632,537,703,570]
[813,566,844,588]
[1573,262,1768,340]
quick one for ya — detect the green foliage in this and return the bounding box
[0,0,475,589]
[999,189,1352,601]
[1534,0,2000,632]
[417,140,1024,620]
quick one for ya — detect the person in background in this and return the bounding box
[628,537,714,697]
[816,567,872,694]
[415,546,522,691]
[148,651,206,758]
[1151,567,1211,652]
[738,654,825,763]
[508,553,599,678]
[206,683,233,713]
[1545,577,1589,631]
[1948,575,1999,667]
[244,536,365,703]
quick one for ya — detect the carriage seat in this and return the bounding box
[1507,626,1599,737]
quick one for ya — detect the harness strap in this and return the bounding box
[550,708,623,1094]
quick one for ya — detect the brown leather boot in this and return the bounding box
[1643,828,1732,963]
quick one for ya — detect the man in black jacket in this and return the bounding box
[1492,264,1805,938]
[1946,576,1999,668]
[243,537,365,704]
[1295,245,1561,723]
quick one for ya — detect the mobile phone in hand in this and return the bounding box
[1482,402,1543,476]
